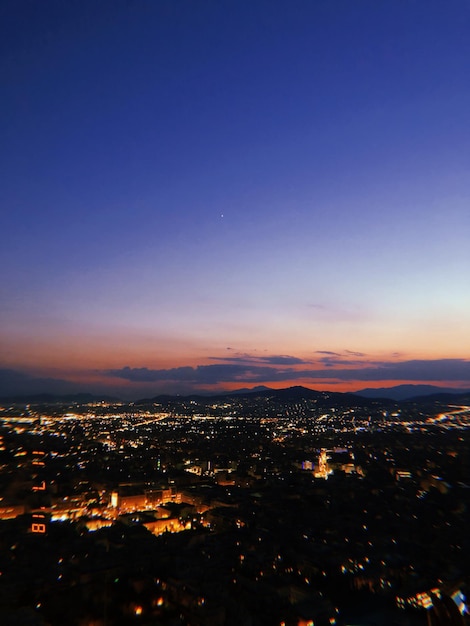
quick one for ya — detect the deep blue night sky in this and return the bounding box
[1,0,470,397]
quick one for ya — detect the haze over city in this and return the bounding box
[1,0,470,398]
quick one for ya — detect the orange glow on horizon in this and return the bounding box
[2,328,469,397]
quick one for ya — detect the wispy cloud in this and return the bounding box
[315,349,368,368]
[208,354,308,365]
[344,350,366,357]
[316,350,341,356]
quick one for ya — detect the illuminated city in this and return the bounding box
[0,388,468,624]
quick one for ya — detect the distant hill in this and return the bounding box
[0,393,119,405]
[353,384,470,401]
[135,385,390,409]
[228,385,273,395]
[0,368,122,401]
[3,384,467,408]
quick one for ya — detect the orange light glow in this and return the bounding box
[31,523,46,533]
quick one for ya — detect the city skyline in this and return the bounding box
[1,1,470,398]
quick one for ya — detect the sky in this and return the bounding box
[1,0,470,398]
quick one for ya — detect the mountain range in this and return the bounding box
[1,377,469,407]
[134,384,470,410]
[353,384,470,401]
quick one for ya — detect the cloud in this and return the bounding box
[208,354,308,365]
[316,349,368,368]
[106,364,280,384]
[2,358,469,399]
[318,357,367,367]
[355,359,470,382]
[316,350,341,356]
[106,359,470,386]
[344,350,366,357]
[300,359,470,382]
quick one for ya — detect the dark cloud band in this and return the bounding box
[106,359,470,385]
